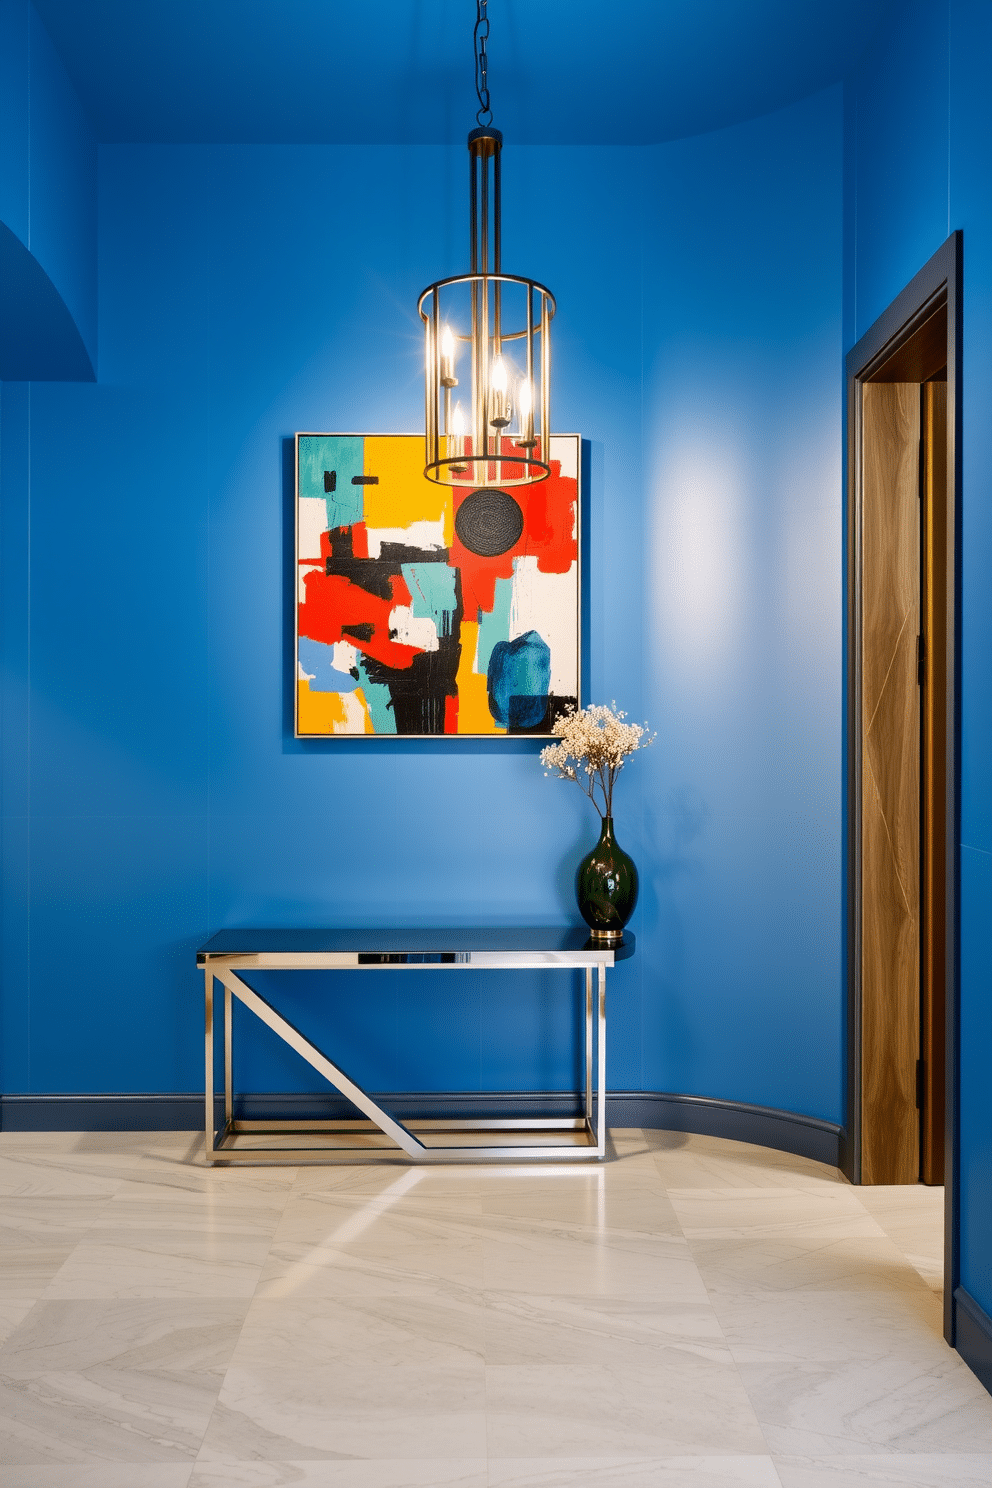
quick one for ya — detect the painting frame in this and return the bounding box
[294,431,582,739]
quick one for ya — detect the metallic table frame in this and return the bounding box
[198,940,624,1164]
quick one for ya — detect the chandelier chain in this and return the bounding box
[474,0,492,126]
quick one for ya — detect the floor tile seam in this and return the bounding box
[768,1454,789,1488]
[73,1190,294,1214]
[0,1182,133,1203]
[36,1267,270,1304]
[845,1186,918,1248]
[872,1232,943,1260]
[241,1191,320,1380]
[657,1172,716,1336]
[698,1278,946,1308]
[665,1233,782,1465]
[269,1222,491,1248]
[766,1451,992,1479]
[108,1156,303,1219]
[626,1185,779,1446]
[0,1359,223,1434]
[666,1199,873,1214]
[0,1359,254,1391]
[0,1187,128,1224]
[36,1239,276,1275]
[158,1320,252,1474]
[31,1211,153,1304]
[859,1216,943,1269]
[675,1221,895,1249]
[105,1180,303,1211]
[0,1155,152,1180]
[670,1219,891,1239]
[0,1354,240,1395]
[886,1239,944,1283]
[655,1178,858,1198]
[679,1252,936,1295]
[36,1213,287,1244]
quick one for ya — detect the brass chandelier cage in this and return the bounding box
[418,1,555,489]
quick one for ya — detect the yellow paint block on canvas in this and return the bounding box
[454,622,504,734]
[364,435,452,543]
[297,680,372,735]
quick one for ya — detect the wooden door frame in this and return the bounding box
[844,231,962,1344]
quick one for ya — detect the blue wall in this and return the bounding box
[0,78,845,1117]
[847,0,992,1318]
[639,91,844,1116]
[1,140,646,1098]
[0,0,96,378]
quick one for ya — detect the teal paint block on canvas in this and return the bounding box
[475,574,513,676]
[298,434,364,529]
[402,563,459,639]
[355,656,397,733]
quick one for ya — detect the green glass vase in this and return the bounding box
[576,815,638,943]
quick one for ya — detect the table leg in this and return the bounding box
[585,967,593,1136]
[204,965,216,1164]
[596,963,607,1158]
[224,980,233,1127]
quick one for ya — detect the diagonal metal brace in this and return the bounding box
[217,967,425,1158]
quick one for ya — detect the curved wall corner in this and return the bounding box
[0,220,94,380]
[0,0,97,379]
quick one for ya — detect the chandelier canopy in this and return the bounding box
[418,1,555,489]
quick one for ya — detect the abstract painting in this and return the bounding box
[295,433,580,736]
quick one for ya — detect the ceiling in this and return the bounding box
[33,0,895,147]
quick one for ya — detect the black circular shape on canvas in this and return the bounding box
[455,488,524,558]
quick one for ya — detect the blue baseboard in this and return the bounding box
[0,1093,210,1132]
[613,1092,842,1167]
[954,1287,992,1398]
[0,1089,843,1166]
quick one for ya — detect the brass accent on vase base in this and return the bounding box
[589,928,624,945]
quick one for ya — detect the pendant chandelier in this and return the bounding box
[419,0,555,489]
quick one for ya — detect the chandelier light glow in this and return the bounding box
[418,0,555,488]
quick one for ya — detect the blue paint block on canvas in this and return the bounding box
[298,637,358,693]
[487,630,551,729]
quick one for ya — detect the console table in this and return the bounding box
[197,927,634,1165]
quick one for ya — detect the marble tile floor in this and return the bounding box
[0,1127,988,1487]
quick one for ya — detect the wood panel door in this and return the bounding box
[920,377,947,1185]
[860,381,920,1186]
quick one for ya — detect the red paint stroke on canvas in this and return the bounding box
[443,692,459,734]
[299,569,420,670]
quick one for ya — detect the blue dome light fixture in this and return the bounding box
[419,0,555,489]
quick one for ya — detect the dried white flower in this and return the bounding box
[540,702,654,818]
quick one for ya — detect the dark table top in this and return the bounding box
[197,926,635,962]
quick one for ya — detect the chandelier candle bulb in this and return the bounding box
[440,325,458,387]
[489,353,512,428]
[517,376,536,447]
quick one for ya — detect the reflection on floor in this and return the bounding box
[0,1126,987,1486]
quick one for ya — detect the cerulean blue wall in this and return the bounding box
[639,89,844,1119]
[0,0,96,376]
[1,141,645,1097]
[846,0,992,1317]
[1,91,845,1117]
